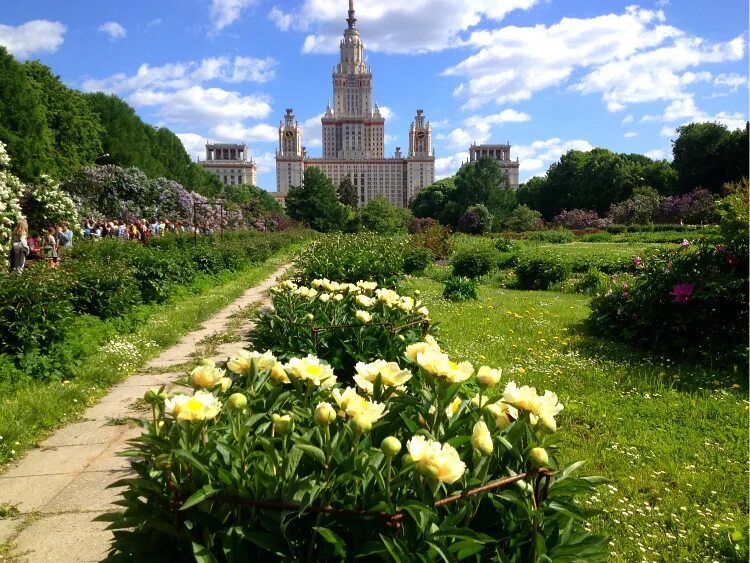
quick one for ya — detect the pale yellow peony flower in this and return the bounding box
[167,390,222,422]
[404,335,441,363]
[406,435,466,484]
[353,360,412,395]
[318,293,331,303]
[311,278,327,289]
[314,402,337,426]
[356,280,378,291]
[355,310,372,323]
[333,293,344,302]
[529,447,549,467]
[331,386,387,424]
[398,296,415,312]
[502,381,537,412]
[416,350,473,383]
[189,362,227,389]
[476,365,502,387]
[471,420,494,455]
[227,349,277,375]
[444,396,463,418]
[375,288,400,306]
[417,306,429,317]
[355,294,375,308]
[270,362,291,384]
[502,382,563,432]
[283,355,337,387]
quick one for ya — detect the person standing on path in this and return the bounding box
[8,219,29,274]
[43,227,58,268]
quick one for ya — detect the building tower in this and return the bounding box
[200,142,257,186]
[274,0,435,208]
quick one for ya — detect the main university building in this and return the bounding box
[273,1,435,208]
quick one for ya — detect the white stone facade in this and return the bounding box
[200,143,258,187]
[464,143,520,191]
[274,0,434,208]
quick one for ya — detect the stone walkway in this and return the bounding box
[0,264,289,562]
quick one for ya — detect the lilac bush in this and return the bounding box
[654,188,719,224]
[552,209,609,230]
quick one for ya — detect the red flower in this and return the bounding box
[726,255,739,267]
[670,283,695,304]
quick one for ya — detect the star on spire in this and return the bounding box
[347,0,357,29]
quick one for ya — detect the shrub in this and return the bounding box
[718,178,749,251]
[250,279,432,377]
[503,204,543,231]
[497,251,520,269]
[442,275,478,300]
[402,246,433,275]
[451,245,498,279]
[457,204,493,234]
[105,339,605,560]
[493,237,514,252]
[589,241,748,367]
[411,224,452,260]
[295,234,406,286]
[524,229,575,243]
[606,187,660,224]
[408,217,439,234]
[515,255,572,290]
[0,266,74,357]
[65,259,142,318]
[552,209,609,230]
[573,268,610,295]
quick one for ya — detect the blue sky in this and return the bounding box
[1,0,747,191]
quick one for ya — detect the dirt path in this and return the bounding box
[0,264,289,562]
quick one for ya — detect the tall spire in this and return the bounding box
[347,0,357,29]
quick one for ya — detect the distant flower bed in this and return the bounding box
[105,278,608,561]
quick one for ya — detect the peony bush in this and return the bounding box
[251,278,433,378]
[104,339,608,561]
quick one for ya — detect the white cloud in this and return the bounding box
[644,149,667,160]
[83,56,276,94]
[514,138,594,178]
[435,151,469,179]
[99,21,127,41]
[378,105,395,120]
[129,86,272,125]
[300,114,324,148]
[248,150,277,175]
[0,20,66,58]
[437,109,531,150]
[621,114,634,125]
[270,0,539,54]
[641,94,747,133]
[210,0,257,32]
[624,131,638,138]
[211,122,278,143]
[446,6,680,110]
[177,133,206,161]
[441,5,744,113]
[714,72,747,91]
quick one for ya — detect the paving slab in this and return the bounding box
[0,473,76,513]
[43,470,126,513]
[40,420,125,448]
[0,518,20,544]
[10,512,113,562]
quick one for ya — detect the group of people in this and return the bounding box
[8,217,218,274]
[82,218,214,242]
[8,220,73,274]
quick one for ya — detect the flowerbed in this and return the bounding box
[105,278,608,561]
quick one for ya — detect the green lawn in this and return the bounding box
[404,273,748,562]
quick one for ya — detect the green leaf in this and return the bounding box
[314,526,347,558]
[181,484,218,510]
[192,542,219,563]
[294,443,326,464]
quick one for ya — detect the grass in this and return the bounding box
[0,243,305,469]
[403,272,748,562]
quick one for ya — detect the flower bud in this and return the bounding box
[476,366,501,388]
[200,358,215,367]
[144,388,161,404]
[529,447,549,467]
[419,462,439,480]
[402,453,414,465]
[227,393,247,411]
[272,413,294,436]
[495,412,512,431]
[381,436,402,457]
[471,421,494,456]
[351,416,372,434]
[314,402,337,426]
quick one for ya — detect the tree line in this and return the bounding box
[0,47,221,195]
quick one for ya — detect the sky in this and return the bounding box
[1,0,747,192]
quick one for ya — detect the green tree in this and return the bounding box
[286,167,349,232]
[359,195,410,233]
[337,177,358,209]
[410,177,456,219]
[453,157,516,226]
[23,60,104,180]
[0,47,56,181]
[672,121,748,193]
[503,205,543,232]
